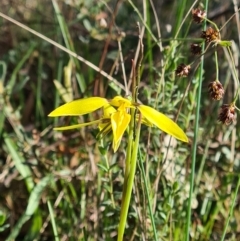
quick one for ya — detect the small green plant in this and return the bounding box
[48,45,188,239]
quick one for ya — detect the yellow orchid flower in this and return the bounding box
[48,96,188,152]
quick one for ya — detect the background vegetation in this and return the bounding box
[0,0,240,240]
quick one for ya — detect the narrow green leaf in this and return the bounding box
[47,200,60,241]
[3,133,35,191]
[97,163,109,172]
[6,175,52,241]
[54,119,101,130]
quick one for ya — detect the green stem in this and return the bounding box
[226,46,240,103]
[117,20,145,240]
[215,50,219,80]
[117,115,142,241]
[185,1,208,240]
[123,108,135,189]
[145,0,153,86]
[220,175,240,241]
[204,18,220,32]
[139,148,158,240]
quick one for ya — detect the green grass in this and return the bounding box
[0,0,240,240]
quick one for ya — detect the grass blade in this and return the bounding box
[6,175,53,241]
[3,133,34,192]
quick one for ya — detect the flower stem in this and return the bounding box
[215,50,219,80]
[136,22,144,100]
[117,115,142,241]
[138,148,158,240]
[185,1,208,240]
[204,17,220,33]
[226,46,240,103]
[117,27,142,239]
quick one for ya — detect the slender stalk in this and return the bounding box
[118,24,144,239]
[145,0,154,86]
[136,22,144,99]
[185,54,204,241]
[215,50,219,80]
[118,116,142,241]
[122,108,134,194]
[124,59,137,179]
[47,200,60,241]
[185,1,208,240]
[117,37,128,95]
[139,148,158,240]
[226,46,240,102]
[205,18,220,33]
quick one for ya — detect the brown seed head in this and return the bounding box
[192,8,206,23]
[218,104,236,125]
[201,27,220,43]
[190,44,202,55]
[208,80,224,100]
[176,63,191,77]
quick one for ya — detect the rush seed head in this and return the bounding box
[208,80,225,100]
[176,63,191,77]
[190,43,202,55]
[192,8,206,24]
[218,104,236,125]
[201,27,220,43]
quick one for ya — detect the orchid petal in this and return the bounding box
[103,104,117,117]
[53,119,102,130]
[109,96,132,108]
[111,110,131,152]
[113,138,122,153]
[48,97,108,117]
[138,105,188,142]
[99,117,112,131]
[98,122,112,139]
[138,115,153,127]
